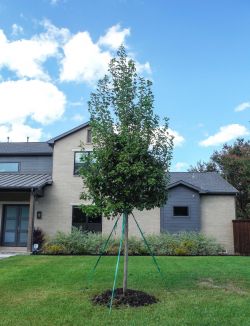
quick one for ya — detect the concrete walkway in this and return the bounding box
[0,254,17,259]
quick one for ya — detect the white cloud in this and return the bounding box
[136,61,151,74]
[98,24,130,50]
[11,23,24,36]
[71,114,85,122]
[199,124,249,147]
[234,102,250,112]
[0,21,70,80]
[68,100,84,107]
[60,24,150,83]
[0,79,66,125]
[49,0,60,5]
[0,22,151,139]
[0,22,149,84]
[39,19,70,45]
[0,30,57,79]
[168,128,185,147]
[152,127,185,148]
[60,31,111,83]
[0,123,42,142]
[173,162,189,172]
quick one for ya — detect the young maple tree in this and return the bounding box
[80,45,173,294]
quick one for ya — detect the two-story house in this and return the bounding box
[0,122,237,253]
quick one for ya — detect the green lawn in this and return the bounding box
[0,256,250,326]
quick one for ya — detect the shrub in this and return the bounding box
[42,228,224,256]
[33,228,45,249]
[42,244,67,255]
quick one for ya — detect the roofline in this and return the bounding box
[0,182,52,191]
[0,173,52,191]
[47,121,90,144]
[0,142,53,155]
[168,179,238,194]
[200,191,238,195]
[168,180,203,192]
[0,153,52,157]
[170,171,218,174]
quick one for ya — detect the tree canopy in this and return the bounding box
[80,45,173,218]
[189,138,250,218]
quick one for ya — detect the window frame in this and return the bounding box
[0,162,20,173]
[173,206,189,217]
[86,129,92,144]
[72,206,102,232]
[73,151,91,175]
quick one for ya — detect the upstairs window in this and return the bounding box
[173,206,189,217]
[0,162,19,173]
[74,151,91,175]
[87,129,92,143]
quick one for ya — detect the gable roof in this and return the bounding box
[168,179,203,192]
[48,122,90,144]
[0,173,52,190]
[0,142,53,156]
[169,172,238,194]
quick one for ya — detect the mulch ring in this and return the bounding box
[92,288,158,308]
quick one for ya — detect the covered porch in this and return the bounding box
[0,174,52,252]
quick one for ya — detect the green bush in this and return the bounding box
[42,228,224,256]
[42,244,68,255]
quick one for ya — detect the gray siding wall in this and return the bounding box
[161,185,200,233]
[0,156,52,174]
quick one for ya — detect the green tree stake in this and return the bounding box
[86,216,120,288]
[132,213,167,287]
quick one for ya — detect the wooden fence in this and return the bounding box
[233,220,250,255]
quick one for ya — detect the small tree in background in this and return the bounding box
[189,138,250,218]
[80,45,173,294]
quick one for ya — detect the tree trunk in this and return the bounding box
[123,212,128,295]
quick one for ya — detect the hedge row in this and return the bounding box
[41,228,225,256]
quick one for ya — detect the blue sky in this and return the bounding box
[0,0,249,171]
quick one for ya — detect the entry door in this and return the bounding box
[2,205,29,247]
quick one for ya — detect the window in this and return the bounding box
[0,162,19,173]
[87,129,92,143]
[74,151,91,175]
[72,206,102,232]
[173,206,189,217]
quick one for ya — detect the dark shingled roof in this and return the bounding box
[48,122,90,144]
[169,172,238,194]
[0,174,52,189]
[0,142,53,156]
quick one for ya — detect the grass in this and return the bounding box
[0,256,250,326]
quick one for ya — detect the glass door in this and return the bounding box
[2,205,29,247]
[18,206,29,246]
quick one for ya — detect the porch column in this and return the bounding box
[27,190,35,252]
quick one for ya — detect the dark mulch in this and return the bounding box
[92,288,158,308]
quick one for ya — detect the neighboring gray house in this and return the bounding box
[0,122,237,253]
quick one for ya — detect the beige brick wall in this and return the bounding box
[35,127,93,237]
[34,125,160,239]
[102,208,160,237]
[200,195,236,253]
